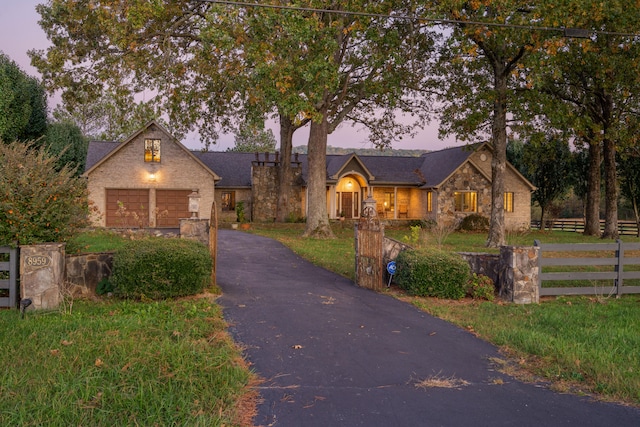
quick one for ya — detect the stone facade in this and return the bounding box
[468,148,533,231]
[251,154,303,222]
[427,146,532,231]
[436,162,491,228]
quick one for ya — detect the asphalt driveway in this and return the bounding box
[216,229,640,426]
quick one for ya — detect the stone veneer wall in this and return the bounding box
[498,246,539,304]
[251,156,302,222]
[437,163,491,228]
[458,252,500,285]
[65,252,113,297]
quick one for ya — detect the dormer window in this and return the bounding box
[144,139,161,162]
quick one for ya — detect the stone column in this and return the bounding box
[498,246,539,304]
[20,243,66,310]
[180,218,210,247]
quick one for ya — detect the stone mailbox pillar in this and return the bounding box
[20,243,66,310]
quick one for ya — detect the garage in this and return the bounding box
[156,189,192,228]
[105,189,150,228]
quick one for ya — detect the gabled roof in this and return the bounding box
[83,120,220,181]
[193,151,254,187]
[85,141,119,171]
[327,154,375,181]
[417,144,478,188]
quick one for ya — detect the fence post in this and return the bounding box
[616,239,624,298]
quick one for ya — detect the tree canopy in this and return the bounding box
[0,52,47,144]
[32,1,436,237]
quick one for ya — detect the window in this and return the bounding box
[221,191,235,211]
[426,191,433,212]
[454,191,477,212]
[504,192,514,213]
[144,139,161,162]
[384,192,395,212]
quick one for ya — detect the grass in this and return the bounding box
[67,228,131,253]
[246,222,640,406]
[0,297,257,426]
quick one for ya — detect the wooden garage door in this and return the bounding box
[156,190,191,228]
[106,189,150,228]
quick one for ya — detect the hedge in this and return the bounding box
[111,238,212,300]
[394,248,471,299]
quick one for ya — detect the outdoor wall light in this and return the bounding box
[148,172,156,182]
[347,180,353,189]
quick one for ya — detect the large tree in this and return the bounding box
[33,1,435,237]
[235,2,435,237]
[31,1,238,146]
[526,1,640,238]
[429,2,544,247]
[0,52,47,144]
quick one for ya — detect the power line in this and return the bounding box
[197,0,640,38]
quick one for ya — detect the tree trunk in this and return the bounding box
[539,205,546,231]
[303,108,334,238]
[584,141,601,236]
[602,135,618,239]
[486,68,507,248]
[276,115,294,223]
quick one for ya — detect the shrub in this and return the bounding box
[395,248,471,299]
[467,273,496,301]
[458,214,490,232]
[111,238,212,300]
[0,142,89,246]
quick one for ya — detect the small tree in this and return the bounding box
[0,141,89,246]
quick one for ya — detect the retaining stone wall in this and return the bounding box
[65,252,113,297]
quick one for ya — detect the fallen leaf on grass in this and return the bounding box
[61,340,73,346]
[95,358,104,367]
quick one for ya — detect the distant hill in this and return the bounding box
[293,145,428,157]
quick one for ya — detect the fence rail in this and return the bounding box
[531,219,639,236]
[534,239,640,297]
[0,246,18,309]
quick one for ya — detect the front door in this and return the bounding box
[341,192,353,219]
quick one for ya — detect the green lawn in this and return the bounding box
[0,297,256,426]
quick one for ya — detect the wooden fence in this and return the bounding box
[531,219,639,236]
[0,246,19,309]
[534,239,640,297]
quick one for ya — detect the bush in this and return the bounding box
[111,238,212,300]
[458,214,490,232]
[467,273,496,301]
[0,142,89,246]
[394,248,471,299]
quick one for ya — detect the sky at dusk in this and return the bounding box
[0,0,462,152]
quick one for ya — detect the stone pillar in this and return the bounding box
[180,218,210,247]
[20,243,66,310]
[498,246,539,304]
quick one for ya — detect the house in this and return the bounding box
[84,121,534,230]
